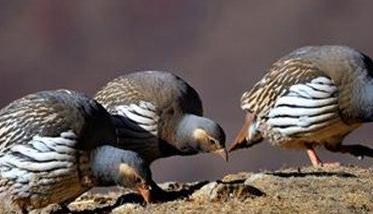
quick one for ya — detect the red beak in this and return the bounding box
[137,184,152,203]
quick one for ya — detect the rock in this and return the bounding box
[244,173,269,184]
[158,181,208,192]
[112,203,144,214]
[32,165,373,213]
[191,180,265,201]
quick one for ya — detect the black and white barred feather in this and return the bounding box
[240,46,373,147]
[0,90,116,212]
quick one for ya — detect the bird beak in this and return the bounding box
[214,148,229,162]
[137,184,152,203]
[229,114,251,153]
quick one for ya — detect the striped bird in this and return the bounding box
[0,90,152,213]
[94,71,227,164]
[229,45,373,167]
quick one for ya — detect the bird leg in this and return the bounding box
[325,144,373,159]
[306,145,323,167]
[306,144,341,167]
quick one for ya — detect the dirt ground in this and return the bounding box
[58,165,373,214]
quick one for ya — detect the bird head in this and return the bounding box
[177,115,227,161]
[117,161,152,203]
[91,146,153,203]
[229,113,263,152]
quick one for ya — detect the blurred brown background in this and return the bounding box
[1,0,373,182]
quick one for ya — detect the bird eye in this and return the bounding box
[135,177,142,184]
[209,138,216,145]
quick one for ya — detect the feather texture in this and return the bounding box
[239,46,370,148]
[0,90,116,211]
[95,71,225,163]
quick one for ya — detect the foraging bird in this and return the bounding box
[90,145,152,203]
[94,71,227,164]
[230,45,373,167]
[0,90,152,213]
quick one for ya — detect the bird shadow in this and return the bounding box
[266,171,357,178]
[56,193,146,214]
[59,181,210,214]
[151,180,210,202]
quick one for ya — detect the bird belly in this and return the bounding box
[267,119,361,149]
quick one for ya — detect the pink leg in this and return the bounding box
[306,147,323,167]
[306,145,340,167]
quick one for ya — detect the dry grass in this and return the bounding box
[66,165,373,214]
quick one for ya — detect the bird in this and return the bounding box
[0,90,152,213]
[94,71,227,164]
[229,45,373,167]
[90,145,152,203]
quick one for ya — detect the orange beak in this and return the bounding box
[214,148,229,162]
[137,184,152,203]
[229,114,251,153]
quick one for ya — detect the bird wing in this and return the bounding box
[95,73,202,162]
[0,131,92,198]
[0,90,114,153]
[111,101,163,163]
[114,101,159,138]
[0,98,75,153]
[0,131,78,174]
[240,58,341,137]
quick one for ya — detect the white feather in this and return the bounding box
[116,106,155,124]
[274,96,337,108]
[311,76,333,84]
[114,102,159,136]
[288,84,331,98]
[267,76,339,136]
[268,104,338,118]
[0,131,79,180]
[273,120,335,136]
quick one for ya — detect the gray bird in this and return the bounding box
[230,45,373,167]
[94,71,227,164]
[90,145,152,203]
[0,90,152,213]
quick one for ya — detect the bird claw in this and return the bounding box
[320,162,341,168]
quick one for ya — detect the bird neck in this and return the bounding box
[90,147,122,186]
[356,79,373,122]
[174,114,201,154]
[323,61,373,123]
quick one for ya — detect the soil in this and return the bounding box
[48,165,373,214]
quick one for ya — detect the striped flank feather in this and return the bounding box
[0,131,92,209]
[267,77,339,136]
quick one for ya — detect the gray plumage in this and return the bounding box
[91,145,151,187]
[95,71,226,163]
[231,45,373,166]
[175,115,226,152]
[0,90,118,212]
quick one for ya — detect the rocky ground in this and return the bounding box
[53,165,372,214]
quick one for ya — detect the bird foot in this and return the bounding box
[306,147,340,168]
[319,162,341,168]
